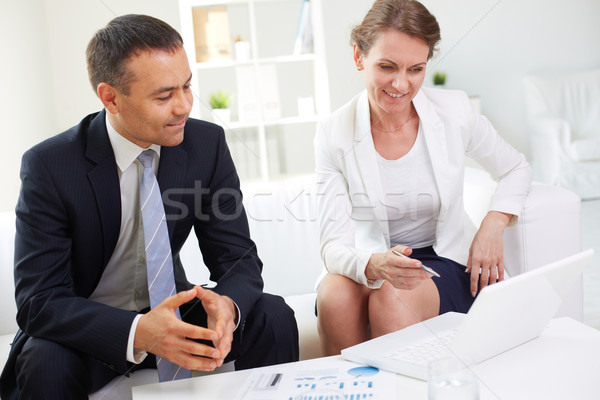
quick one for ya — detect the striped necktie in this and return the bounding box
[138,149,192,381]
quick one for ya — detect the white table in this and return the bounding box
[133,317,600,399]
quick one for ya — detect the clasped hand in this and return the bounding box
[134,286,236,372]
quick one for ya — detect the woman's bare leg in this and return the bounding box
[316,273,371,355]
[368,279,440,338]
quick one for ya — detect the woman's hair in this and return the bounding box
[86,14,183,95]
[351,0,441,60]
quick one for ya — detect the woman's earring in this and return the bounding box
[357,66,363,71]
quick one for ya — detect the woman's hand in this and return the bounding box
[365,245,430,289]
[467,211,512,297]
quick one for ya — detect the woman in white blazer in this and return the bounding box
[315,0,532,356]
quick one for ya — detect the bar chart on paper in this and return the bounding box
[235,360,396,400]
[292,366,378,399]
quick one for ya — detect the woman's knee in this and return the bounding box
[316,274,369,321]
[369,280,440,330]
[368,281,400,307]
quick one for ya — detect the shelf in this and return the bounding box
[194,53,316,70]
[263,114,321,126]
[186,0,247,6]
[179,0,329,181]
[215,114,323,130]
[186,0,298,6]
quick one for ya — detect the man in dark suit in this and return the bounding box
[0,14,298,400]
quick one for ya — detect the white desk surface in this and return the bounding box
[133,317,600,399]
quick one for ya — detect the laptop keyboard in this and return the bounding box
[386,328,458,367]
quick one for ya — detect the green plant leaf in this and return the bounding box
[433,71,447,85]
[209,90,230,109]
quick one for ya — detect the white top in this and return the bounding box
[376,126,440,249]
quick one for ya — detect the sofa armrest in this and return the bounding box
[505,183,582,320]
[464,168,583,320]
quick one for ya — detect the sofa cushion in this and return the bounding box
[570,137,600,162]
[284,293,321,361]
[0,212,17,335]
[0,334,13,377]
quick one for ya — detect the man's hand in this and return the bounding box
[195,286,237,368]
[134,286,234,371]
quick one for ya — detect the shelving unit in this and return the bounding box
[178,0,330,181]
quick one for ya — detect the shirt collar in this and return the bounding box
[105,113,161,173]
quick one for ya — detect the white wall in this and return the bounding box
[4,0,600,211]
[1,0,181,212]
[321,0,600,158]
[42,0,181,133]
[425,0,600,157]
[1,1,55,212]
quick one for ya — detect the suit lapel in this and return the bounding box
[157,145,188,237]
[85,110,121,266]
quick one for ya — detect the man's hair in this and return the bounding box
[86,14,183,95]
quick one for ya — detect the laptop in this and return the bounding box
[341,249,594,380]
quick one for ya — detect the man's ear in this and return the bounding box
[97,82,120,114]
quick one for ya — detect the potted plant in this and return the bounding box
[433,71,447,88]
[209,90,232,124]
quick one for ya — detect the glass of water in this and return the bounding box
[428,357,479,400]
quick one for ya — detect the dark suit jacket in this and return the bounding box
[0,110,263,397]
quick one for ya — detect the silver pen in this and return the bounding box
[391,249,441,278]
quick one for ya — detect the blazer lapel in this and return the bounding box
[85,110,122,266]
[413,91,451,224]
[351,91,390,243]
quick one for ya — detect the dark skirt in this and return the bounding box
[410,246,475,314]
[314,246,477,317]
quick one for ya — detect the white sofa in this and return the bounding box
[0,168,582,399]
[523,68,600,199]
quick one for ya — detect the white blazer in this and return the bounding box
[314,87,532,288]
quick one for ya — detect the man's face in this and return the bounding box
[109,46,193,148]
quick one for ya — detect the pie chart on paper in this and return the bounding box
[347,366,380,378]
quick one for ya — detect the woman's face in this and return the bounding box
[354,29,429,118]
